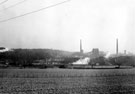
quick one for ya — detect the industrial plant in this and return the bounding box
[0,39,134,69]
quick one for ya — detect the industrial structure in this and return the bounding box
[116,38,118,55]
[80,39,83,54]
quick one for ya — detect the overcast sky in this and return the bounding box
[0,0,135,53]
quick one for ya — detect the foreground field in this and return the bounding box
[0,68,135,94]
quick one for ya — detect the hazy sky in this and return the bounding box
[0,0,135,53]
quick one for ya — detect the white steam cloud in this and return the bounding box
[72,57,90,65]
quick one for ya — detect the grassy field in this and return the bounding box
[0,68,135,94]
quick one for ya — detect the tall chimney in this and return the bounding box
[116,38,118,55]
[80,39,83,54]
[124,50,126,54]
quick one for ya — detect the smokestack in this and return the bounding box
[80,39,83,54]
[124,50,126,54]
[116,38,118,55]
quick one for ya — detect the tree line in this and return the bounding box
[0,49,79,68]
[0,49,135,68]
[89,55,135,68]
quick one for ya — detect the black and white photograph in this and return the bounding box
[0,0,135,94]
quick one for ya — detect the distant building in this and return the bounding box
[90,48,100,59]
[85,48,105,59]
